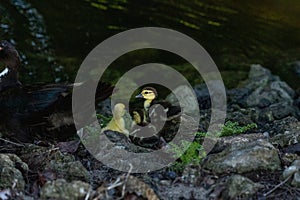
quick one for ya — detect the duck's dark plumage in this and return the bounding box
[0,40,113,142]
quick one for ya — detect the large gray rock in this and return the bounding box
[244,65,295,107]
[202,139,281,173]
[210,133,266,154]
[0,154,28,191]
[228,64,299,123]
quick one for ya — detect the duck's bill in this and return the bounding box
[0,47,2,51]
[135,93,143,98]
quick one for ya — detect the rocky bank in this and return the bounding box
[0,64,300,199]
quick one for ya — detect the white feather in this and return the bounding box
[0,67,9,78]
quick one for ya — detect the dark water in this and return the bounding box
[1,0,300,89]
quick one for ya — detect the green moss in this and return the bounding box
[169,140,204,172]
[96,114,112,127]
[169,121,257,172]
[218,121,257,137]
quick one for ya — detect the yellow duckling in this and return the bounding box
[134,87,181,143]
[135,87,181,123]
[101,103,129,136]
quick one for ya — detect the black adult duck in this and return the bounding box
[0,40,113,142]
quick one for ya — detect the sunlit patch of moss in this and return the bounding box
[107,25,126,30]
[109,4,126,10]
[206,4,238,14]
[179,20,200,30]
[185,12,198,19]
[115,0,127,3]
[95,0,109,4]
[208,20,221,26]
[90,2,107,10]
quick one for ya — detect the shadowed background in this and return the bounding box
[1,0,299,89]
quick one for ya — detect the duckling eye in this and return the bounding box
[144,92,149,94]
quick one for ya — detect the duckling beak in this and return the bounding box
[0,46,2,51]
[135,93,144,98]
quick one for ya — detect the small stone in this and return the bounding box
[292,160,300,168]
[160,180,171,186]
[263,132,270,138]
[282,166,298,179]
[292,172,300,187]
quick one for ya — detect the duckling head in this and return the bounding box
[135,87,158,111]
[135,87,157,101]
[113,103,126,118]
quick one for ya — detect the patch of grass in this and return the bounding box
[218,121,257,137]
[96,114,112,127]
[169,140,205,172]
[169,121,257,172]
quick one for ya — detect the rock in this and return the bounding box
[192,84,211,110]
[166,85,199,113]
[254,102,296,124]
[97,98,112,116]
[244,64,277,89]
[262,116,299,136]
[0,154,28,191]
[269,102,295,119]
[292,172,300,187]
[158,184,208,200]
[210,133,266,154]
[226,110,254,126]
[181,164,200,185]
[227,87,251,108]
[202,139,281,173]
[227,65,299,124]
[40,179,91,200]
[20,144,89,182]
[45,159,90,182]
[246,78,294,108]
[221,175,263,199]
[269,117,300,147]
[282,160,300,187]
[282,165,298,179]
[281,153,300,167]
[282,143,300,154]
[292,160,300,168]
